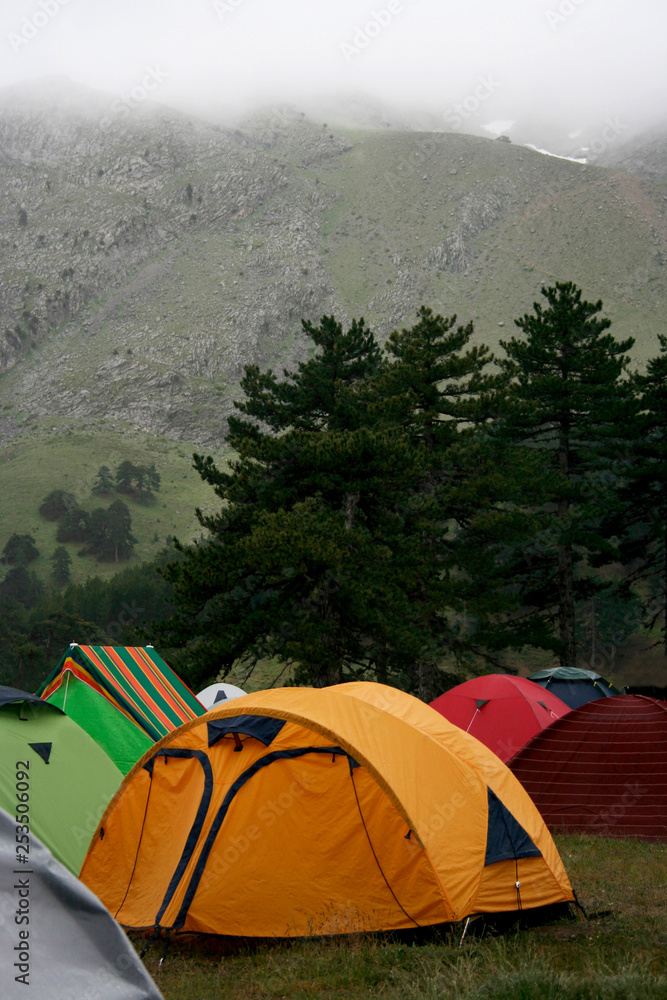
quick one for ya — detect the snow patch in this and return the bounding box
[524,143,587,164]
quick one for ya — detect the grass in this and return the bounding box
[0,428,225,585]
[141,834,667,1000]
[312,129,667,360]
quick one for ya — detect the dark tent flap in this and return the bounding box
[28,742,53,764]
[0,686,59,712]
[208,714,286,748]
[485,787,542,866]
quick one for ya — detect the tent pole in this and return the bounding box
[63,670,70,711]
[459,916,471,947]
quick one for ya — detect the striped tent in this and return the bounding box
[509,695,667,841]
[38,645,205,743]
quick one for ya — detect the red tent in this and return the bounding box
[509,695,667,842]
[429,675,570,762]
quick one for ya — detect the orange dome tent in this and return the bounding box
[80,683,574,938]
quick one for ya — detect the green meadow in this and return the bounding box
[0,428,225,586]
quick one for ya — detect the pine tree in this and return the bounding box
[50,546,72,588]
[56,507,90,543]
[378,307,559,690]
[2,533,40,566]
[133,463,161,502]
[0,566,44,609]
[377,308,496,693]
[145,463,161,495]
[84,501,136,562]
[615,335,667,658]
[381,306,496,447]
[163,315,399,686]
[92,465,115,496]
[0,599,30,687]
[161,310,534,696]
[115,460,136,494]
[496,282,635,667]
[106,500,137,562]
[112,461,160,501]
[39,490,78,520]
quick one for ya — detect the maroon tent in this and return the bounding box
[429,674,570,762]
[509,695,667,841]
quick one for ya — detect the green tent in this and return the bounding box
[0,686,123,874]
[45,672,152,774]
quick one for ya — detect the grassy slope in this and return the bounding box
[0,429,224,585]
[144,834,667,1000]
[315,130,666,363]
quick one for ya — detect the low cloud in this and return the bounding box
[0,0,665,141]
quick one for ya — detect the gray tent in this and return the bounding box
[1,807,163,1000]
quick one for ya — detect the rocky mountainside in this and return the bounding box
[596,121,667,184]
[1,81,666,451]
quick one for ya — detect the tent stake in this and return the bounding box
[159,929,172,966]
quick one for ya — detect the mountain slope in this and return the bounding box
[596,121,667,184]
[1,84,666,453]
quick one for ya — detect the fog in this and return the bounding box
[1,0,666,144]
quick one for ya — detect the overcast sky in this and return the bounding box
[1,0,665,136]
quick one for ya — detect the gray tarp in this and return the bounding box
[0,807,163,999]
